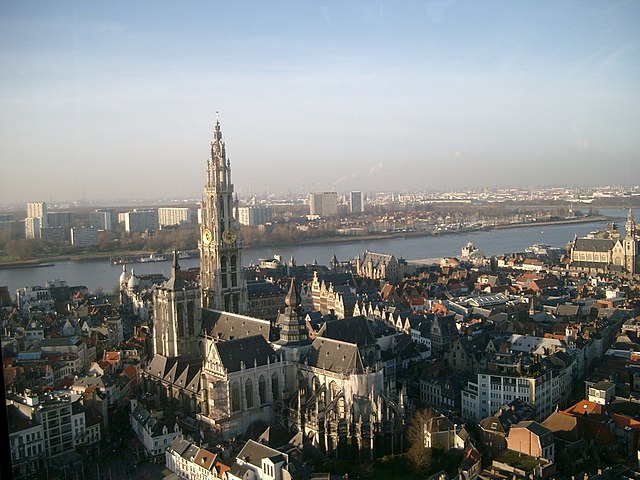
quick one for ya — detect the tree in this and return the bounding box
[405,407,435,472]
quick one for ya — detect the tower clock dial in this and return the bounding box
[202,228,212,246]
[222,228,237,244]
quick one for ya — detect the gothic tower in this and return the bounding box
[200,118,248,313]
[152,252,202,357]
[624,208,637,275]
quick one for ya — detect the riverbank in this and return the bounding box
[0,215,609,268]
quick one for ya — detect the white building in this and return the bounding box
[26,202,48,228]
[130,399,182,460]
[238,206,273,226]
[24,216,41,239]
[158,207,193,227]
[461,353,555,423]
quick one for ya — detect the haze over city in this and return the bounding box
[1,1,639,205]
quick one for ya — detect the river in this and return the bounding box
[0,208,633,295]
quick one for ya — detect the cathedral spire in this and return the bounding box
[171,250,180,278]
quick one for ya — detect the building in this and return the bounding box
[152,254,202,358]
[90,209,116,231]
[350,191,364,213]
[70,227,98,247]
[24,216,41,239]
[158,207,193,227]
[356,251,406,283]
[46,211,75,229]
[569,208,639,275]
[200,119,248,313]
[123,209,158,233]
[461,352,555,423]
[238,205,273,226]
[308,192,338,216]
[26,202,47,228]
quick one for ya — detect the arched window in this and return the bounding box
[245,378,254,409]
[231,382,240,412]
[176,304,185,337]
[221,256,227,288]
[187,302,195,335]
[271,373,280,401]
[219,197,225,220]
[231,255,238,287]
[259,376,267,404]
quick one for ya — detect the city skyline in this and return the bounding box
[2,1,639,204]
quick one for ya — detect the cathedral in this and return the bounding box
[569,208,639,275]
[129,118,404,457]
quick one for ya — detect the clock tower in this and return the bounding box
[200,118,248,313]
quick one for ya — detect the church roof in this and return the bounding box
[202,309,271,341]
[304,337,364,375]
[317,315,376,347]
[215,335,277,373]
[573,238,615,252]
[146,355,202,393]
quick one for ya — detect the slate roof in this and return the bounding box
[304,337,364,375]
[573,238,615,252]
[318,315,376,347]
[511,420,554,447]
[145,355,202,393]
[237,439,286,468]
[202,309,271,341]
[215,335,277,373]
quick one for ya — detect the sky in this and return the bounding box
[1,1,639,205]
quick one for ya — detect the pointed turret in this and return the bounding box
[285,277,297,309]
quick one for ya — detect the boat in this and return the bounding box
[138,253,168,263]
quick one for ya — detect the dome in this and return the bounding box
[128,269,140,289]
[119,265,128,286]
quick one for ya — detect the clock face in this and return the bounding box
[202,228,212,246]
[222,228,237,244]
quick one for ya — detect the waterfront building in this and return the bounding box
[238,205,273,226]
[308,192,338,217]
[350,191,364,213]
[199,119,248,313]
[26,202,48,228]
[122,209,158,233]
[356,250,405,283]
[158,207,193,227]
[24,216,41,239]
[70,227,98,247]
[46,211,75,230]
[569,208,639,275]
[89,209,116,231]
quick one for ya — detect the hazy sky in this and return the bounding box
[1,1,639,205]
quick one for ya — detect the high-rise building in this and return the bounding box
[199,119,248,313]
[26,202,48,228]
[24,217,41,239]
[70,227,98,247]
[238,206,273,226]
[123,209,158,233]
[350,191,364,213]
[158,207,192,227]
[308,192,338,216]
[90,209,116,230]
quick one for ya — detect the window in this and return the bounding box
[259,376,267,404]
[271,373,279,400]
[245,378,254,409]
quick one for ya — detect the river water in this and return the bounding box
[0,208,633,295]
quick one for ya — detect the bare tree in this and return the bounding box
[405,407,435,472]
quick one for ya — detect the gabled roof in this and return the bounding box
[202,309,271,341]
[215,335,277,373]
[318,315,376,347]
[304,337,364,375]
[237,439,286,468]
